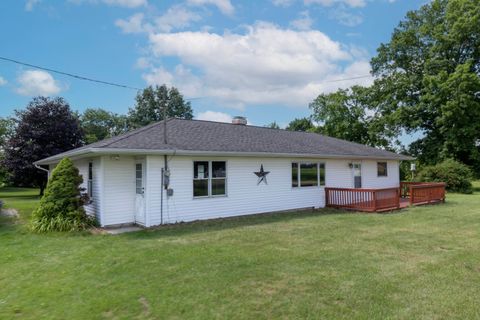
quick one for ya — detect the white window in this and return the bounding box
[292,162,325,187]
[88,162,93,198]
[193,161,226,197]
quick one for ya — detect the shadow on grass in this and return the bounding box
[0,195,40,201]
[121,208,360,240]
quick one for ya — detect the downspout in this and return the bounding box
[34,164,50,175]
[161,167,164,225]
[161,105,168,225]
[34,164,50,195]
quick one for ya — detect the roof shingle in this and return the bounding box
[74,118,412,160]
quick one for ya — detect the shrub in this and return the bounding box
[31,157,96,232]
[417,159,473,194]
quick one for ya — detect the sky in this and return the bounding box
[0,0,427,128]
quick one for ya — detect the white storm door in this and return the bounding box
[135,162,146,225]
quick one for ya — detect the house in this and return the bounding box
[35,117,413,227]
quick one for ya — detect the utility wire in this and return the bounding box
[0,56,142,91]
[325,75,372,83]
[0,55,373,99]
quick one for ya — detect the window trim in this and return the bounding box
[291,161,326,188]
[88,162,93,198]
[193,160,228,198]
[377,161,388,177]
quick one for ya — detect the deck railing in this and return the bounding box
[399,182,424,198]
[402,182,446,205]
[325,187,400,212]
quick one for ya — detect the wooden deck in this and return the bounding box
[325,182,446,213]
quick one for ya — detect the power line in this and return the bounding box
[324,75,372,83]
[0,55,373,99]
[0,56,142,91]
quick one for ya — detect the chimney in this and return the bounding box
[232,116,247,125]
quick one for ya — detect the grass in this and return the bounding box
[1,184,480,319]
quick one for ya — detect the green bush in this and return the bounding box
[31,157,97,232]
[417,159,473,194]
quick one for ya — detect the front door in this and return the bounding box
[352,163,362,188]
[135,162,146,225]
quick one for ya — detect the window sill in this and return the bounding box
[193,194,228,199]
[292,185,325,189]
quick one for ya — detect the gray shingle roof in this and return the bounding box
[65,118,412,160]
[37,118,413,164]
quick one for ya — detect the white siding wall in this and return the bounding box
[361,160,400,188]
[102,156,136,226]
[147,156,323,226]
[145,156,400,226]
[74,158,101,218]
[325,159,400,189]
[52,156,401,227]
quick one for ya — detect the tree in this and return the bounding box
[265,121,280,129]
[128,85,193,128]
[286,117,314,132]
[0,117,15,148]
[369,0,480,170]
[31,157,96,232]
[0,118,15,186]
[2,97,84,195]
[80,108,128,144]
[309,86,397,149]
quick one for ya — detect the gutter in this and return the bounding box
[35,147,415,165]
[34,163,50,175]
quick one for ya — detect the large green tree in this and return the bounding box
[2,97,84,195]
[286,117,314,132]
[309,0,480,171]
[0,117,15,186]
[309,86,397,149]
[370,0,480,168]
[81,108,128,144]
[128,85,193,128]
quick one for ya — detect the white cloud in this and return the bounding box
[0,76,7,86]
[329,7,363,26]
[135,57,152,69]
[16,70,62,96]
[304,0,366,8]
[290,11,313,30]
[115,13,147,33]
[271,0,295,7]
[196,111,233,123]
[144,22,371,109]
[155,5,201,32]
[69,0,147,8]
[115,6,201,34]
[102,0,146,7]
[187,0,234,15]
[25,0,41,11]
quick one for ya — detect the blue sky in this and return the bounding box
[0,0,426,128]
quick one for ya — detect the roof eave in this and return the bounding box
[34,147,413,165]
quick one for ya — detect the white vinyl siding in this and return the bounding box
[102,156,136,226]
[73,158,102,221]
[60,156,401,227]
[147,156,325,226]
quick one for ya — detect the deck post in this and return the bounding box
[372,190,377,212]
[409,185,414,206]
[396,188,400,209]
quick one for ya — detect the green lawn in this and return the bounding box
[1,184,480,319]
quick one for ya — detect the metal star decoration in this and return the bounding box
[254,164,270,185]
